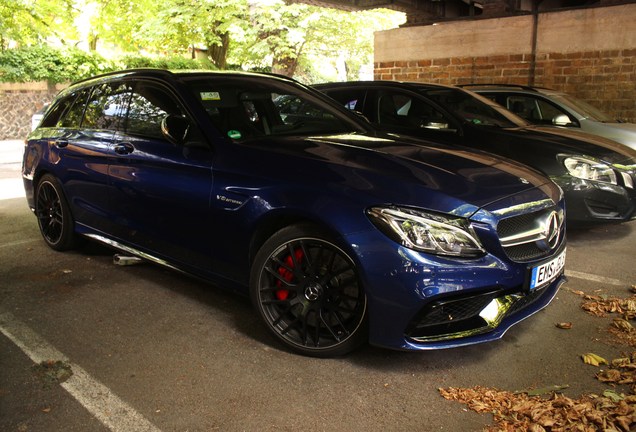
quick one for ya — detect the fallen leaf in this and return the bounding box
[613,318,633,331]
[555,322,572,329]
[582,353,608,366]
[597,369,622,383]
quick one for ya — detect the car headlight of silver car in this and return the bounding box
[367,207,485,258]
[562,156,617,185]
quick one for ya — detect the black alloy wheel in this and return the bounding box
[250,224,368,357]
[35,174,76,251]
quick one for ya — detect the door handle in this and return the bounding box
[114,142,135,155]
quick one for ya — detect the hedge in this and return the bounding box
[0,46,216,83]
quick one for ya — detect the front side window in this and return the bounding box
[506,95,563,124]
[378,91,453,130]
[423,88,524,128]
[183,77,362,140]
[126,82,187,139]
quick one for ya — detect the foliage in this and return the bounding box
[137,0,249,68]
[0,0,405,83]
[0,46,216,83]
[0,45,113,82]
[0,0,77,50]
[118,55,216,71]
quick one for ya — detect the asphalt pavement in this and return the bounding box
[1,140,635,431]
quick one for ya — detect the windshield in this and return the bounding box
[420,87,528,128]
[551,93,614,122]
[182,76,366,140]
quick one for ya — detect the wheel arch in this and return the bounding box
[247,209,355,269]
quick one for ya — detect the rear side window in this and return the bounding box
[82,82,132,131]
[40,89,91,129]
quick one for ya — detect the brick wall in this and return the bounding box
[0,82,66,140]
[374,4,636,123]
[375,49,636,122]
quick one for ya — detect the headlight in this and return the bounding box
[367,207,485,258]
[563,156,617,185]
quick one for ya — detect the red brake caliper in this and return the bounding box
[276,248,304,301]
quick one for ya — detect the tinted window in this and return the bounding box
[423,88,522,128]
[39,94,77,128]
[184,77,359,140]
[506,95,563,124]
[322,88,367,112]
[375,91,454,130]
[127,82,186,139]
[82,82,132,131]
[57,89,91,129]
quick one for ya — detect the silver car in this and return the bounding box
[31,104,49,131]
[467,85,636,151]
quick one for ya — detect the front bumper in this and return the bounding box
[346,229,566,351]
[554,175,636,225]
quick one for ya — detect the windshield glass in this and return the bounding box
[551,93,614,122]
[182,76,365,140]
[420,87,528,128]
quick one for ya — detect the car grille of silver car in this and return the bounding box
[497,207,565,262]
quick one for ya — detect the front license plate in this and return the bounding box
[530,248,566,290]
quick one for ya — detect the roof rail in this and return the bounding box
[69,68,175,86]
[458,83,553,92]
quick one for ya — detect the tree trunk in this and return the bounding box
[88,33,98,51]
[271,56,297,77]
[208,32,229,69]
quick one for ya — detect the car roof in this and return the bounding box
[62,69,304,96]
[315,80,456,92]
[458,84,565,96]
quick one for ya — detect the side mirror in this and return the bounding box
[552,114,573,127]
[161,115,190,144]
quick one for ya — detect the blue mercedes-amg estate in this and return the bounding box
[23,69,567,356]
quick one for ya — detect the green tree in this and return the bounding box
[0,0,77,50]
[80,0,156,51]
[138,0,249,68]
[0,0,404,83]
[237,0,403,80]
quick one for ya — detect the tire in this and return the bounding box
[34,174,77,251]
[250,224,368,357]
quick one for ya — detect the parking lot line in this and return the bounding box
[564,270,627,286]
[0,311,162,432]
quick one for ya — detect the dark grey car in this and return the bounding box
[314,81,636,227]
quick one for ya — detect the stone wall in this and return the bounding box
[374,3,636,122]
[0,82,66,140]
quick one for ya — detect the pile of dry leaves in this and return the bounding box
[439,286,636,431]
[440,384,635,431]
[574,288,636,347]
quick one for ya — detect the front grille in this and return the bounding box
[504,242,551,262]
[497,207,564,263]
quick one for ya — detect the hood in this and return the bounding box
[241,133,560,219]
[583,121,636,151]
[518,125,636,164]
